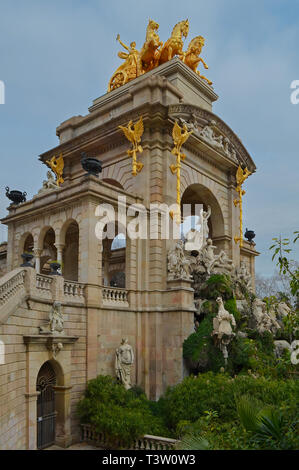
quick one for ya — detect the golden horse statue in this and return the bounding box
[181,36,212,85]
[140,19,163,72]
[158,19,189,65]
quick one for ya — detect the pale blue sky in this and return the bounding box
[0,0,298,275]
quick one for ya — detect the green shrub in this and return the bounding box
[204,274,234,300]
[183,317,213,362]
[156,372,299,438]
[77,375,168,447]
[228,336,256,373]
[224,298,241,323]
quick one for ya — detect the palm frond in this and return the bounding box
[176,433,210,450]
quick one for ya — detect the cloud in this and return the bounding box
[0,0,298,275]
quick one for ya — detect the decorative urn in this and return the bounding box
[81,152,103,177]
[244,228,256,243]
[49,262,61,276]
[21,253,34,267]
[5,187,27,205]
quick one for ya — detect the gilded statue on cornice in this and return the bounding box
[181,35,212,85]
[108,19,212,92]
[108,35,143,92]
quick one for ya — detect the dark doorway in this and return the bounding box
[36,361,57,449]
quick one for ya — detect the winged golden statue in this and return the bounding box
[234,165,252,247]
[119,116,144,176]
[46,154,64,187]
[171,121,193,160]
[170,121,193,223]
[236,165,251,188]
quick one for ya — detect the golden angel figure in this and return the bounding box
[46,154,64,187]
[119,116,144,176]
[171,121,193,160]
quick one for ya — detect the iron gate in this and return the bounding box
[36,361,57,449]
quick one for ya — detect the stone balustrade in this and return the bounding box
[64,281,85,300]
[102,287,129,305]
[36,273,53,292]
[0,269,26,306]
[81,424,178,450]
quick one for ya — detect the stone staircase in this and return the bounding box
[0,268,27,324]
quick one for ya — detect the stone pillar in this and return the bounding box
[79,196,103,380]
[25,391,40,450]
[52,385,73,448]
[34,248,42,274]
[55,243,65,266]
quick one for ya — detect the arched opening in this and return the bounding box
[181,184,225,243]
[102,225,126,287]
[102,178,124,190]
[40,228,57,275]
[23,233,34,253]
[19,232,35,265]
[63,221,79,281]
[36,361,57,449]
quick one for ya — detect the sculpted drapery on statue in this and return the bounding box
[108,19,212,92]
[115,338,134,390]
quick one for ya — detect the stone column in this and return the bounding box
[25,391,40,450]
[79,197,103,380]
[55,243,65,266]
[34,248,42,274]
[52,385,73,448]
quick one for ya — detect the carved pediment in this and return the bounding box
[168,104,256,172]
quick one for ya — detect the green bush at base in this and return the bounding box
[77,375,169,447]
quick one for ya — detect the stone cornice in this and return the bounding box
[1,175,143,225]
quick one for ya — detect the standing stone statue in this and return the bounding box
[201,206,211,244]
[39,301,64,335]
[115,338,134,390]
[212,297,236,364]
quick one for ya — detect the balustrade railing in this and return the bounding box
[102,287,128,304]
[81,424,178,450]
[64,281,85,299]
[36,273,53,292]
[0,269,26,306]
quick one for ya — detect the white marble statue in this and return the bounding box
[115,338,134,390]
[201,206,211,244]
[40,301,64,335]
[199,121,237,161]
[38,171,58,195]
[235,261,252,291]
[252,298,281,335]
[185,228,204,252]
[179,114,198,132]
[212,297,236,363]
[195,239,232,275]
[168,240,192,280]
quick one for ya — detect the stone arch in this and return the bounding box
[102,178,124,190]
[35,358,67,449]
[101,160,132,192]
[18,231,34,264]
[102,221,127,287]
[181,183,225,240]
[37,226,57,274]
[60,220,79,281]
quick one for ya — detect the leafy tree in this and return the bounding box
[270,231,299,298]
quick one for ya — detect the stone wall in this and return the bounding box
[0,270,86,450]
